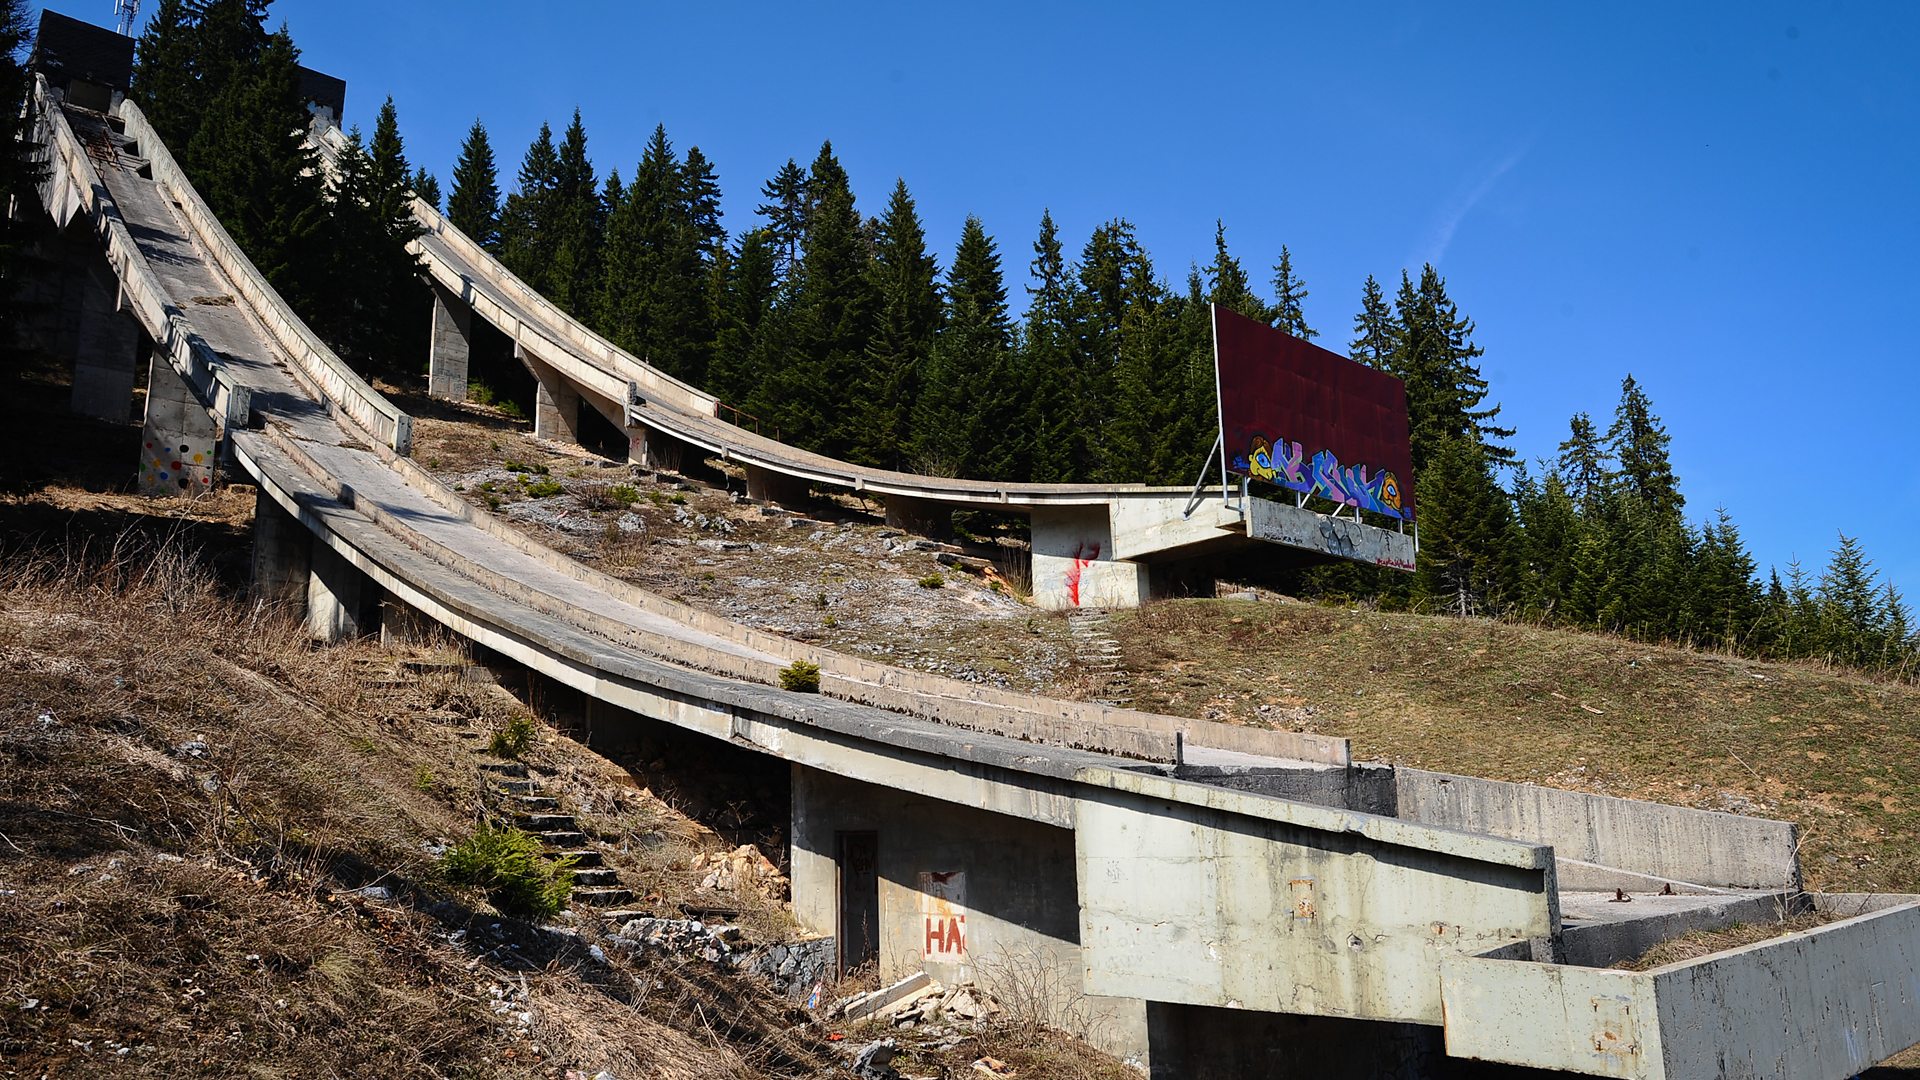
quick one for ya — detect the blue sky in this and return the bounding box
[45,1,1920,599]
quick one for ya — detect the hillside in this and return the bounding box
[1095,596,1920,893]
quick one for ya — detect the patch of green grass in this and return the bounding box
[522,477,564,498]
[917,573,945,589]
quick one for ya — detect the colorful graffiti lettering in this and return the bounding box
[1233,436,1407,520]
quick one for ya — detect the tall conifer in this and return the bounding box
[855,180,939,468]
[447,119,502,248]
[1270,245,1314,339]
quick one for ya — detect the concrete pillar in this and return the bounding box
[68,258,139,422]
[249,489,311,613]
[628,419,698,474]
[520,346,580,444]
[306,542,374,642]
[427,282,472,402]
[1029,505,1148,610]
[744,462,810,508]
[883,494,952,539]
[138,352,219,496]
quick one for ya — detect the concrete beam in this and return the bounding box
[137,347,219,496]
[68,256,140,422]
[427,281,472,402]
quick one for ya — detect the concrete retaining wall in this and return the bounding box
[1441,902,1920,1078]
[1075,767,1557,1025]
[121,100,409,455]
[1396,768,1799,891]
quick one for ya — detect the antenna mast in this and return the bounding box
[114,0,139,36]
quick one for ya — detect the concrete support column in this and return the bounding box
[306,542,375,642]
[427,282,473,402]
[520,346,580,445]
[883,494,953,539]
[1029,505,1148,610]
[68,258,140,422]
[138,351,219,496]
[744,463,811,508]
[249,489,311,613]
[628,419,698,473]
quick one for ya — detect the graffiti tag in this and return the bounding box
[1235,435,1407,521]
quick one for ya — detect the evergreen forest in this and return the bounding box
[41,0,1909,682]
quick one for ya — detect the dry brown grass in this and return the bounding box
[0,539,839,1077]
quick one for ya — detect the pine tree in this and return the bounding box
[545,109,600,318]
[1608,375,1682,518]
[1348,275,1393,369]
[187,0,269,140]
[1881,583,1914,674]
[1270,245,1314,339]
[913,216,1014,477]
[1690,507,1761,649]
[499,123,559,294]
[1205,222,1267,323]
[1817,534,1884,667]
[709,229,779,408]
[447,119,502,248]
[411,168,441,211]
[129,0,200,148]
[1075,220,1152,476]
[757,158,809,284]
[1412,435,1517,615]
[766,142,872,456]
[1514,469,1583,622]
[1557,412,1612,508]
[854,179,939,468]
[184,27,327,314]
[1391,266,1514,470]
[599,126,692,379]
[1022,210,1086,483]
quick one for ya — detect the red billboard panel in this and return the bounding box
[1213,305,1415,520]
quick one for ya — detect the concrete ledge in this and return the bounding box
[1557,889,1796,969]
[1396,767,1799,891]
[1441,902,1920,1079]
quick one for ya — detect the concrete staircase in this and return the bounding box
[474,760,634,908]
[1066,610,1133,707]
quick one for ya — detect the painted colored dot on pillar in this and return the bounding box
[178,478,189,490]
[171,461,181,470]
[179,444,189,453]
[192,453,204,464]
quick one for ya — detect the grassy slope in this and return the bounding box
[1101,597,1920,893]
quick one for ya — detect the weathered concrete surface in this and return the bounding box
[1556,889,1793,969]
[249,487,311,610]
[1244,496,1417,570]
[743,462,810,507]
[1074,767,1558,1024]
[306,540,373,641]
[1030,504,1146,610]
[1441,902,1920,1078]
[427,280,471,402]
[1174,761,1398,814]
[523,347,581,445]
[138,347,219,495]
[66,253,140,421]
[790,765,1148,1061]
[1396,768,1799,891]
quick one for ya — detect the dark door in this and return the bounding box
[836,831,879,974]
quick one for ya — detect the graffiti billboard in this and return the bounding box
[1213,306,1416,521]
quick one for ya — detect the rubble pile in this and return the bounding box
[689,843,789,899]
[604,916,833,1000]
